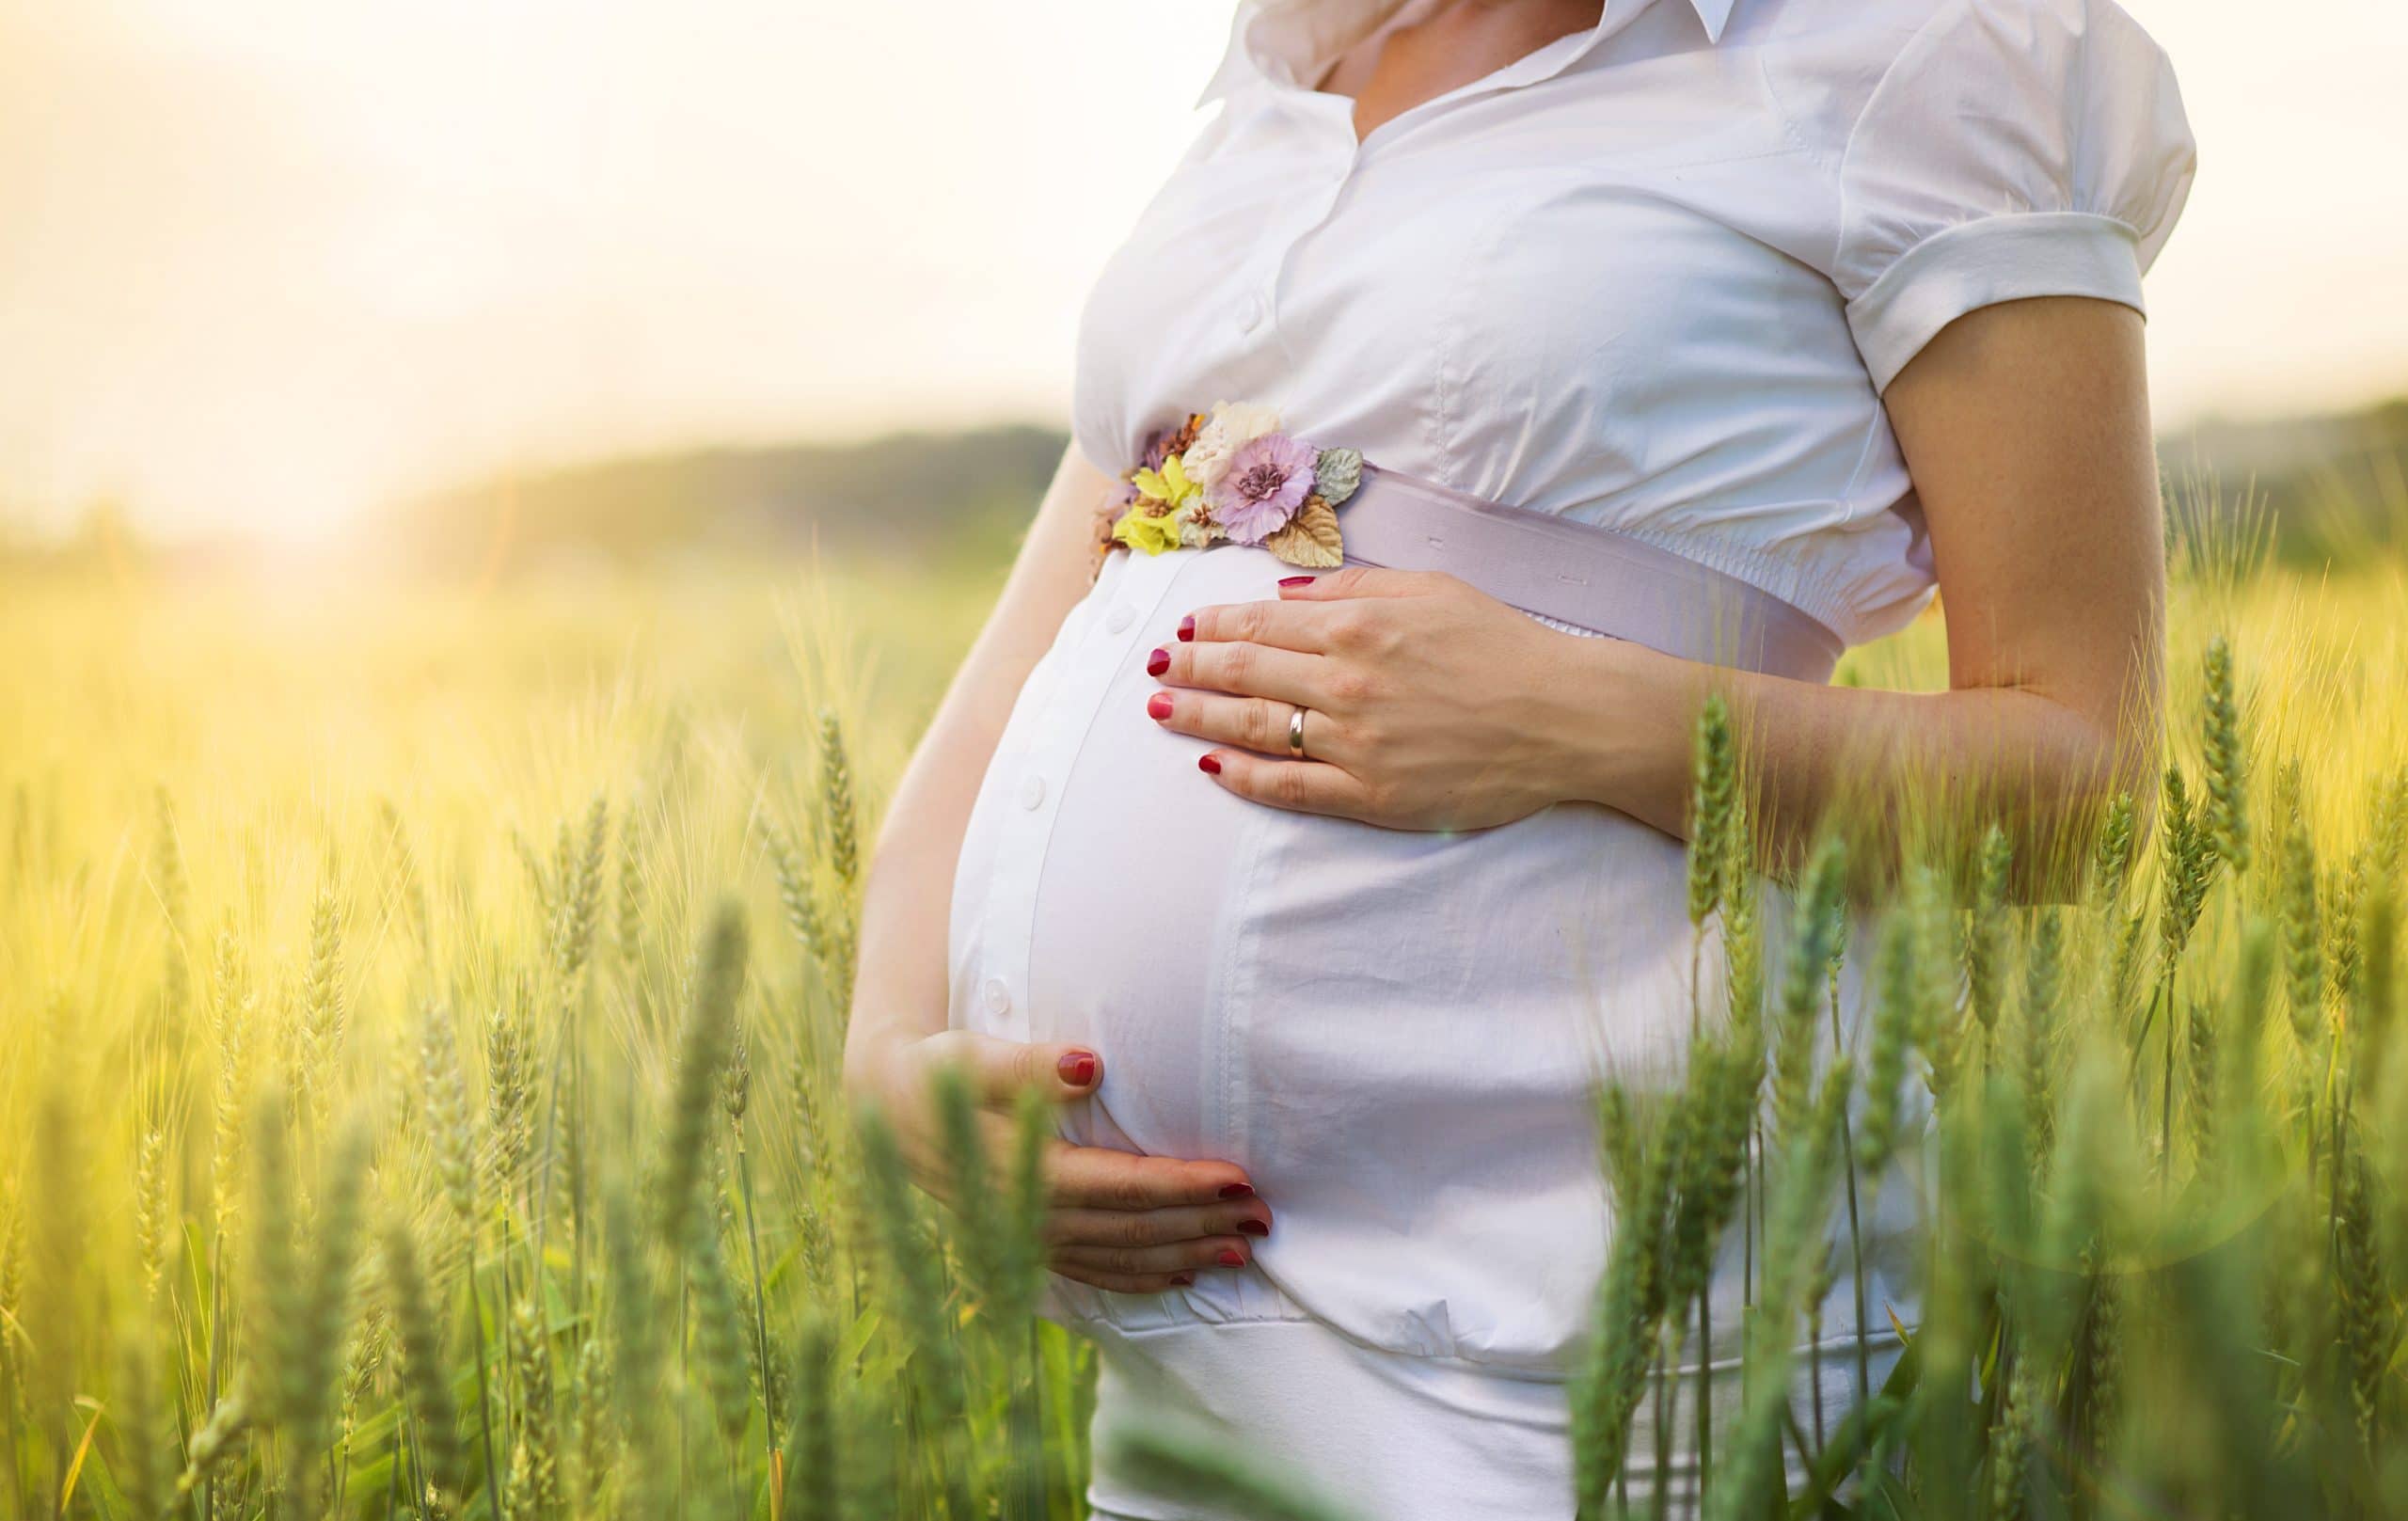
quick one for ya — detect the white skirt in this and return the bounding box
[1085,1316,1577,1520]
[1082,1312,1909,1521]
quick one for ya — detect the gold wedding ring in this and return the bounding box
[1289,705,1309,760]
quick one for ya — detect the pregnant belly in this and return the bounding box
[948,545,1706,1369]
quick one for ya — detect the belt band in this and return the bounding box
[1339,465,1845,684]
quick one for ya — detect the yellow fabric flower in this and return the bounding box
[1113,503,1186,556]
[1130,452,1197,510]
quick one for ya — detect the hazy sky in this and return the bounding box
[2,0,2404,539]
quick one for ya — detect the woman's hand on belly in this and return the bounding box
[848,1029,1275,1294]
[1146,567,1610,832]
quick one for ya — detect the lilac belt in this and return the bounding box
[1337,465,1845,684]
[1102,413,1844,683]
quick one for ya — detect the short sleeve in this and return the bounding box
[1832,0,2195,391]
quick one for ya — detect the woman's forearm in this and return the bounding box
[1557,633,2158,878]
[843,445,1117,1090]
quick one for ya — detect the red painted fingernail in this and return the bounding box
[1218,1182,1255,1199]
[1178,615,1196,642]
[1198,754,1222,775]
[1171,1274,1196,1287]
[1217,1247,1246,1268]
[1278,575,1314,588]
[1147,647,1169,676]
[1057,1051,1098,1086]
[1236,1218,1270,1237]
[1147,692,1173,721]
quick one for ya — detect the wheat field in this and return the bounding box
[2,497,2406,1520]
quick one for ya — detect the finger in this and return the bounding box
[1196,749,1372,820]
[907,1030,1101,1107]
[1275,565,1444,601]
[1054,1237,1257,1277]
[1151,637,1324,706]
[1047,1146,1253,1211]
[1052,1264,1196,1295]
[1179,597,1341,654]
[890,1108,1058,1208]
[1041,1202,1275,1248]
[1149,689,1343,762]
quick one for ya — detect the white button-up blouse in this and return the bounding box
[1073,0,2195,647]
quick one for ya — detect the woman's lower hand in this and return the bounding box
[1148,567,1616,831]
[847,1029,1273,1293]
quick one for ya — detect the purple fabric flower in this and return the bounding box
[1208,432,1317,545]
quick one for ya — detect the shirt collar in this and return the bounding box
[1196,0,1737,108]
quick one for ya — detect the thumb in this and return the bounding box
[913,1029,1101,1107]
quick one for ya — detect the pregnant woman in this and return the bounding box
[846,0,2193,1513]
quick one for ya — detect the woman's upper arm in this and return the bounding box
[1880,294,2164,763]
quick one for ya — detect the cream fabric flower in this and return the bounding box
[1180,400,1282,491]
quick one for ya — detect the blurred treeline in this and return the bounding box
[6,398,2405,581]
[384,424,1067,579]
[2161,397,2408,565]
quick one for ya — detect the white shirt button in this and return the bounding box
[1104,604,1135,634]
[983,977,1011,1016]
[1018,775,1046,811]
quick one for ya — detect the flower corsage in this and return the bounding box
[1094,402,1363,574]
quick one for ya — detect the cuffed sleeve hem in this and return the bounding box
[1845,211,2147,392]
